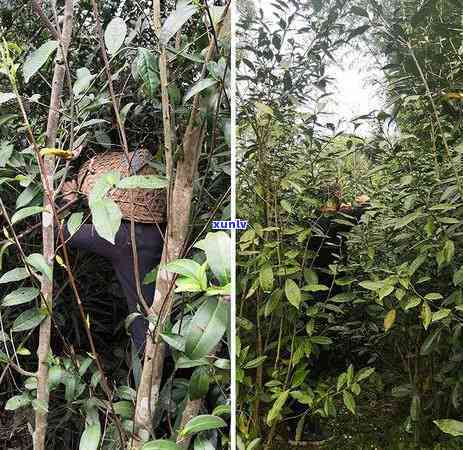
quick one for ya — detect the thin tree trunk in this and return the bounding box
[132,5,230,446]
[34,2,73,449]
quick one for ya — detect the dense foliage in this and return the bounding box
[0,1,230,449]
[237,0,463,449]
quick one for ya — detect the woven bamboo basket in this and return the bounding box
[77,149,167,224]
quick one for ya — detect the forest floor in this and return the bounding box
[272,393,463,450]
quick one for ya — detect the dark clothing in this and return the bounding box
[63,221,164,352]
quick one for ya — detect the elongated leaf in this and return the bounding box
[384,309,396,331]
[394,211,422,229]
[194,232,231,285]
[259,265,274,293]
[165,259,202,279]
[0,267,29,284]
[11,206,45,225]
[90,198,122,244]
[189,366,210,400]
[5,394,31,410]
[420,329,441,355]
[113,401,134,419]
[23,40,59,83]
[160,2,198,45]
[2,287,39,307]
[88,170,120,204]
[285,279,301,309]
[117,175,169,190]
[0,141,13,167]
[179,415,226,438]
[184,78,217,103]
[134,48,160,97]
[105,17,127,54]
[185,298,228,360]
[79,422,101,450]
[343,391,356,414]
[141,441,182,450]
[434,419,463,437]
[67,212,84,237]
[12,307,47,332]
[267,390,289,425]
[26,253,52,280]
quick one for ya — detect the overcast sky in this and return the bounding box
[253,0,387,136]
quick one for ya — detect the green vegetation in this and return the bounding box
[0,1,230,449]
[237,0,463,449]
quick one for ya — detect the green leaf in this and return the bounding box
[88,170,120,204]
[425,292,443,300]
[266,390,289,425]
[12,307,47,332]
[73,68,95,97]
[394,211,422,230]
[67,212,84,238]
[343,391,356,415]
[141,441,182,450]
[432,308,450,322]
[302,284,329,292]
[160,2,198,45]
[2,287,39,307]
[160,333,185,351]
[105,17,127,54]
[89,198,122,244]
[243,356,268,369]
[184,78,217,103]
[285,279,301,309]
[434,419,463,437]
[165,259,202,279]
[355,367,375,382]
[134,48,160,97]
[5,394,31,410]
[0,267,29,284]
[189,366,210,400]
[79,422,101,450]
[359,280,384,291]
[194,232,231,285]
[26,253,52,280]
[404,296,421,310]
[246,439,262,450]
[311,336,332,345]
[185,298,228,360]
[179,414,226,438]
[420,329,441,355]
[259,264,274,293]
[113,401,134,419]
[117,175,169,190]
[11,206,45,225]
[23,40,59,82]
[0,141,13,167]
[421,303,432,330]
[212,404,231,417]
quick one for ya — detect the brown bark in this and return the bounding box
[34,1,73,449]
[131,5,230,447]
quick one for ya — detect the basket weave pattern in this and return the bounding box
[77,149,167,224]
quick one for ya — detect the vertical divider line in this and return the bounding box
[230,0,237,448]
